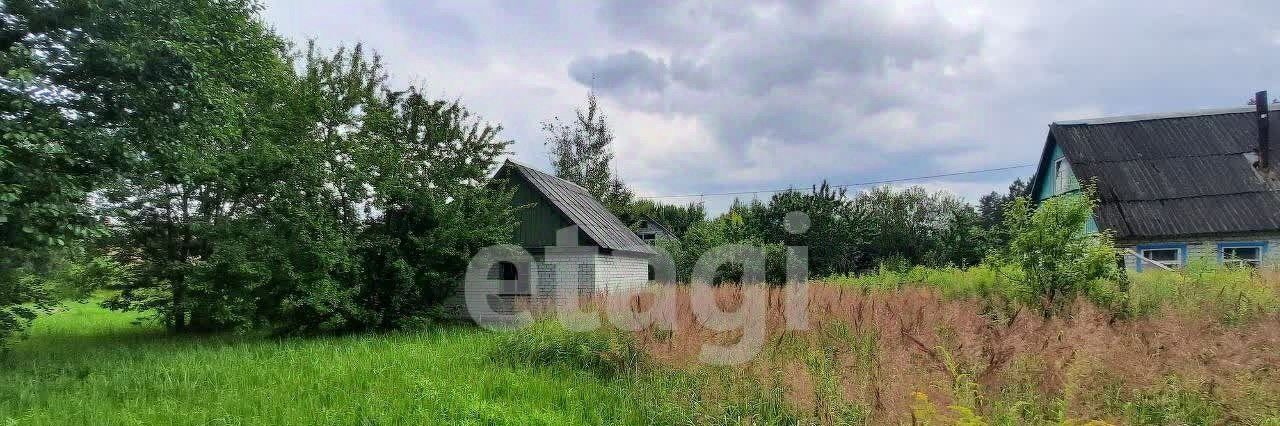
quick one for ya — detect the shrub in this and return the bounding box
[992,187,1120,317]
[0,269,52,354]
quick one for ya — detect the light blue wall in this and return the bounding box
[1034,141,1095,232]
[1034,144,1081,201]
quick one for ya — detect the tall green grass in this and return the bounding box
[490,320,798,425]
[0,302,660,425]
[825,262,1280,323]
[1124,260,1280,323]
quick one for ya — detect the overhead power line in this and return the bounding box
[636,163,1036,200]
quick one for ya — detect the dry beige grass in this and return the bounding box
[556,282,1280,424]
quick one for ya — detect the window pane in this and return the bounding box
[1054,160,1065,193]
[1223,247,1262,263]
[1142,249,1179,262]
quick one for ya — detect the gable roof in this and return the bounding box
[498,160,656,256]
[636,214,675,237]
[1032,104,1280,239]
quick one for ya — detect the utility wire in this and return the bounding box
[637,163,1036,200]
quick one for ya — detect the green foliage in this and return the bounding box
[0,0,130,353]
[742,182,869,276]
[855,185,988,270]
[6,1,514,334]
[1123,377,1224,426]
[0,269,51,354]
[623,199,705,238]
[1119,261,1280,323]
[978,178,1030,248]
[489,320,647,379]
[655,211,788,284]
[992,187,1120,316]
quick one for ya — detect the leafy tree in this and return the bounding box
[854,186,976,269]
[932,205,986,268]
[266,45,515,332]
[993,186,1119,317]
[734,183,867,277]
[543,92,632,214]
[55,0,302,332]
[978,177,1029,249]
[3,0,515,335]
[1,0,131,348]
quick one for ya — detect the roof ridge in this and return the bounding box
[1053,104,1279,126]
[503,158,591,194]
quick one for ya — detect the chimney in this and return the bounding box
[1258,91,1271,169]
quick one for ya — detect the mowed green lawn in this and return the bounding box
[0,302,651,425]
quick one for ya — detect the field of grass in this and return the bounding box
[0,301,657,425]
[6,266,1280,425]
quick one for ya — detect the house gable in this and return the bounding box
[1034,104,1280,240]
[493,160,656,256]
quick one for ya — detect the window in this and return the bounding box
[1137,245,1184,271]
[496,261,528,296]
[1219,242,1266,268]
[1053,158,1070,194]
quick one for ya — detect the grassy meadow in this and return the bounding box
[5,266,1280,425]
[0,301,660,425]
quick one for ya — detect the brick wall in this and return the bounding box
[535,251,648,294]
[452,249,651,321]
[591,253,649,293]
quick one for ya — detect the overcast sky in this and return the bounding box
[261,0,1280,212]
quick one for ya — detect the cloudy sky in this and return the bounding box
[262,0,1280,212]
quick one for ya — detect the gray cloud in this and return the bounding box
[568,50,669,92]
[263,0,1280,212]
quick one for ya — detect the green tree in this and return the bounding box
[1,0,130,348]
[736,183,867,277]
[626,199,706,238]
[994,186,1119,317]
[543,92,632,214]
[854,186,975,270]
[64,0,301,332]
[978,177,1029,249]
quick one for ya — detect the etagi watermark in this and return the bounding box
[463,211,814,365]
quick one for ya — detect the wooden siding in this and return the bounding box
[1119,232,1280,271]
[507,171,580,250]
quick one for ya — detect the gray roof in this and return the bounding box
[499,160,656,255]
[1034,103,1280,239]
[636,214,675,237]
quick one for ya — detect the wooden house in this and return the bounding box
[1029,92,1280,271]
[487,159,655,298]
[633,216,675,244]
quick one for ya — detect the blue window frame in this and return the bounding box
[1135,243,1188,272]
[1217,241,1268,267]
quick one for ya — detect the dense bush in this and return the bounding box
[991,187,1120,316]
